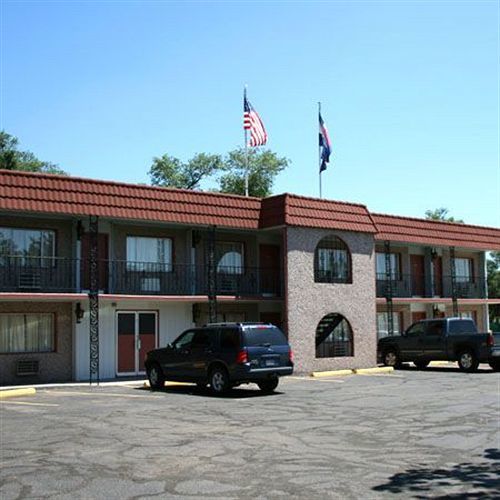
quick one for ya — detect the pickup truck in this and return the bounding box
[378,318,500,372]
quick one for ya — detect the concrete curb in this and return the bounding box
[0,388,36,400]
[353,367,394,375]
[311,366,394,378]
[311,369,354,378]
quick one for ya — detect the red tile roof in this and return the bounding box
[0,170,262,229]
[1,170,499,250]
[372,213,500,251]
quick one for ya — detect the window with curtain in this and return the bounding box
[454,258,473,283]
[0,313,54,353]
[0,227,55,266]
[376,253,401,280]
[126,237,172,271]
[376,312,401,339]
[314,236,351,283]
[216,242,244,275]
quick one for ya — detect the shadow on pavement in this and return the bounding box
[372,449,500,499]
[134,384,283,399]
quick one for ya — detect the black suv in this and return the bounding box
[145,323,294,395]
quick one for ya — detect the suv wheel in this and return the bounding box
[147,363,165,390]
[257,378,279,394]
[458,350,479,373]
[210,367,230,395]
[383,349,401,368]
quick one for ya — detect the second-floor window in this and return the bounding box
[454,258,473,283]
[126,236,172,271]
[0,227,55,266]
[314,236,351,283]
[376,252,401,280]
[216,242,244,275]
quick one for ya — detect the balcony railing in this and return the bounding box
[376,273,490,299]
[0,256,282,298]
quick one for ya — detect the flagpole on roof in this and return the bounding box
[318,102,322,199]
[244,85,249,197]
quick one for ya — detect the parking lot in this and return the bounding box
[1,365,499,499]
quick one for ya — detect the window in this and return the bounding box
[172,330,195,350]
[216,242,244,275]
[376,252,400,280]
[315,313,353,358]
[406,322,425,337]
[425,321,444,337]
[0,227,55,266]
[449,318,477,334]
[314,236,351,283]
[219,328,241,350]
[126,236,172,271]
[454,258,473,283]
[377,312,401,339]
[0,313,54,353]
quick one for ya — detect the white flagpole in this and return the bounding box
[318,102,322,199]
[244,85,249,197]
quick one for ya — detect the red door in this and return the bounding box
[259,245,281,295]
[433,257,443,296]
[412,312,427,324]
[81,233,109,291]
[411,255,425,296]
[117,311,157,375]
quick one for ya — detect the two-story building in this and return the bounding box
[1,169,499,385]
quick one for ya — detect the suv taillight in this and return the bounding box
[289,348,294,363]
[236,349,248,364]
[487,333,494,347]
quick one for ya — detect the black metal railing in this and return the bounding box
[0,257,282,297]
[0,256,78,293]
[376,272,488,299]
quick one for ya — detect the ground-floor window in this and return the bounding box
[377,312,402,339]
[315,313,353,358]
[0,313,54,353]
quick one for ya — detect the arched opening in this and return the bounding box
[314,235,351,283]
[315,313,354,358]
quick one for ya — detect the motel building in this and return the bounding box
[1,169,500,385]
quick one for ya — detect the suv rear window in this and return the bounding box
[448,319,477,335]
[243,327,288,347]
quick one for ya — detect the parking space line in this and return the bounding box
[357,373,406,378]
[1,401,59,407]
[288,376,345,383]
[44,390,159,399]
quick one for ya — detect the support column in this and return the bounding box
[88,215,99,385]
[449,246,459,316]
[384,241,394,336]
[207,226,217,323]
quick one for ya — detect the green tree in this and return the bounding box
[149,153,223,190]
[425,207,463,223]
[0,131,66,174]
[488,251,500,330]
[219,148,289,197]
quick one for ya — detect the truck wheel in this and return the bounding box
[147,363,165,390]
[457,350,479,373]
[414,360,430,370]
[383,349,401,368]
[257,377,279,394]
[489,360,500,372]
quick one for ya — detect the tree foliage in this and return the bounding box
[148,148,289,197]
[0,131,65,174]
[219,148,289,197]
[425,207,463,223]
[488,251,500,330]
[149,153,223,190]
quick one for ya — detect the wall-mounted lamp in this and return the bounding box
[430,248,439,260]
[75,302,85,323]
[192,304,200,324]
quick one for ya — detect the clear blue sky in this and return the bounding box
[1,0,499,227]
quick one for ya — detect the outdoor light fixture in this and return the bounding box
[75,302,84,323]
[430,248,439,260]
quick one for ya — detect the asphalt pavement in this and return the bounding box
[1,364,499,499]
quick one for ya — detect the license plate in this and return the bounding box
[265,359,278,367]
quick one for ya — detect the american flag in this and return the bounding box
[244,95,267,147]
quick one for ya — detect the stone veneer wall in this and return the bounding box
[0,302,73,386]
[286,227,377,374]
